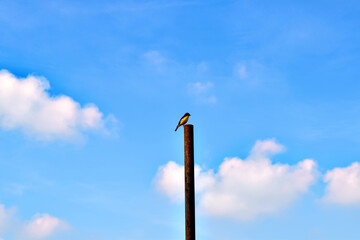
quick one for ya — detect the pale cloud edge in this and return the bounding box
[22,213,70,239]
[142,50,167,72]
[236,63,247,79]
[323,162,360,205]
[0,203,69,239]
[188,81,217,104]
[143,50,166,65]
[0,69,113,141]
[155,139,317,221]
[0,204,16,235]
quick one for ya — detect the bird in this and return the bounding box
[175,113,191,131]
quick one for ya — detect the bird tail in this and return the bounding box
[175,125,179,131]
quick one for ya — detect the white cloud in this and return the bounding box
[154,139,317,221]
[188,82,217,103]
[23,213,69,239]
[0,203,69,239]
[200,157,316,221]
[190,82,213,94]
[0,70,108,140]
[155,161,215,202]
[155,161,184,202]
[249,139,285,157]
[323,162,360,205]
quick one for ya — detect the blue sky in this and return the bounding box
[1,0,360,239]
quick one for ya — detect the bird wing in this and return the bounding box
[175,114,189,131]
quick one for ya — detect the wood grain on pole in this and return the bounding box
[184,124,195,240]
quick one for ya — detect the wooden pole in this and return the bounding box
[184,124,195,240]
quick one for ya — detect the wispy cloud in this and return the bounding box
[234,61,260,86]
[0,70,112,141]
[190,82,213,94]
[154,139,317,221]
[323,162,360,205]
[0,204,16,235]
[196,62,208,73]
[188,82,217,104]
[233,61,285,91]
[142,50,167,72]
[236,63,247,79]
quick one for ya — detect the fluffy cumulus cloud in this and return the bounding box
[142,50,167,71]
[0,70,107,140]
[22,213,69,239]
[155,139,317,220]
[323,162,360,205]
[155,161,184,202]
[155,162,215,202]
[0,203,69,239]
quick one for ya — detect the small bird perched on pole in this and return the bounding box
[175,113,191,131]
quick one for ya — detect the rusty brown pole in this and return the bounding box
[184,124,195,240]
